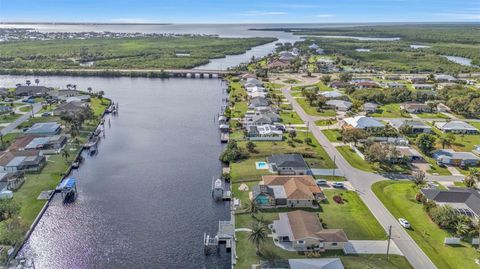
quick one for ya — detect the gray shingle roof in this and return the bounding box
[421,188,480,216]
[267,154,309,169]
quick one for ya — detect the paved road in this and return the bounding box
[1,103,42,135]
[282,87,437,269]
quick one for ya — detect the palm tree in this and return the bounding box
[244,200,260,218]
[26,80,31,86]
[34,78,40,85]
[249,221,268,255]
[87,87,93,95]
[62,149,70,163]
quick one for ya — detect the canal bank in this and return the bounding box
[0,75,231,268]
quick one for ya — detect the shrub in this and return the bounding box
[332,195,344,204]
[416,192,426,203]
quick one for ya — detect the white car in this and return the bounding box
[398,218,410,228]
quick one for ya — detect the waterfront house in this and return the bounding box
[400,102,431,113]
[363,102,378,113]
[0,150,46,172]
[248,97,270,109]
[53,101,87,116]
[267,59,291,69]
[252,175,325,208]
[421,188,480,219]
[319,90,343,99]
[435,121,478,134]
[25,122,61,135]
[0,171,25,191]
[432,149,480,167]
[326,100,352,111]
[389,119,432,134]
[47,89,80,100]
[412,84,434,90]
[272,211,349,252]
[244,78,263,88]
[247,125,283,141]
[260,258,345,269]
[66,95,91,103]
[10,135,67,154]
[15,85,53,97]
[279,51,297,61]
[341,116,384,130]
[267,154,310,175]
[308,43,319,50]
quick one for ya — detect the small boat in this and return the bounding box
[63,189,76,203]
[72,162,80,169]
[57,178,77,203]
[93,128,102,136]
[89,145,97,155]
[84,136,100,149]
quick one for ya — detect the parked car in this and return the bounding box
[41,112,51,117]
[332,182,344,188]
[398,218,410,228]
[316,179,328,186]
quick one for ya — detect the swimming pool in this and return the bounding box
[255,161,269,169]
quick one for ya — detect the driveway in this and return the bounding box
[344,240,403,255]
[282,87,437,269]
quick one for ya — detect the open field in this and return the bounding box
[0,36,276,70]
[370,104,409,118]
[372,181,480,269]
[322,129,342,142]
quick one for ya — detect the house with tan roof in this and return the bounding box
[252,175,325,208]
[273,210,348,252]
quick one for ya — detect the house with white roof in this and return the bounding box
[435,121,478,134]
[319,90,343,99]
[341,116,384,130]
[432,149,480,167]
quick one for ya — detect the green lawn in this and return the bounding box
[315,119,336,126]
[19,106,32,113]
[320,189,386,240]
[0,113,21,124]
[416,112,449,119]
[370,104,410,118]
[336,146,375,172]
[322,129,342,142]
[372,181,480,269]
[234,189,407,269]
[280,110,303,125]
[231,158,271,182]
[296,98,336,117]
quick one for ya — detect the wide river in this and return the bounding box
[0,75,230,268]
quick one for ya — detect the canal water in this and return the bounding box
[0,75,230,268]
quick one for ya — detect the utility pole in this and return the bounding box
[306,121,310,139]
[387,225,392,261]
[333,155,336,177]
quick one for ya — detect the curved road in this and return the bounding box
[282,87,437,269]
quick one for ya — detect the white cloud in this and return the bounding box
[280,4,323,9]
[316,14,334,18]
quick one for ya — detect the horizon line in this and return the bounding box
[1,21,479,25]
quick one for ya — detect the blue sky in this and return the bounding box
[0,0,479,23]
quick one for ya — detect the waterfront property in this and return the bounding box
[272,210,349,252]
[15,85,53,97]
[53,101,87,116]
[252,175,325,208]
[9,134,68,154]
[267,154,310,175]
[24,122,61,135]
[0,150,46,173]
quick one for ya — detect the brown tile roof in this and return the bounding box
[0,152,15,166]
[286,211,348,242]
[8,135,40,151]
[262,175,322,200]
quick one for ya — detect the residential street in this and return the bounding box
[0,103,42,135]
[282,87,437,269]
